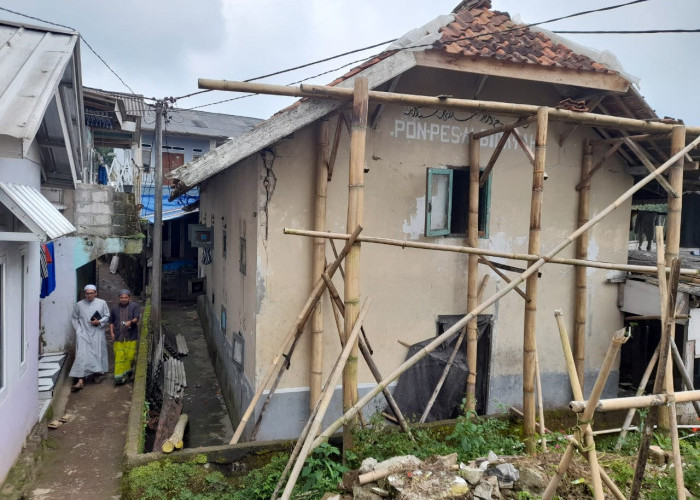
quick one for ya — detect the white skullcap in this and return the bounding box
[84,284,97,291]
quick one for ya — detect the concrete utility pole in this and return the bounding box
[151,99,165,334]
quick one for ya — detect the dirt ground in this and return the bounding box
[26,258,233,499]
[29,259,135,500]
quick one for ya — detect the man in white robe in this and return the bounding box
[69,284,110,390]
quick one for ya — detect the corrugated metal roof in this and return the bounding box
[0,182,76,241]
[141,106,262,139]
[0,22,79,154]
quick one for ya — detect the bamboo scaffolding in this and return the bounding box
[328,240,373,354]
[310,119,330,411]
[658,126,686,434]
[523,107,548,453]
[670,340,700,417]
[280,299,371,500]
[574,139,592,390]
[622,137,679,197]
[590,132,670,146]
[570,390,700,413]
[327,113,344,182]
[284,228,700,277]
[471,116,536,139]
[198,78,700,135]
[479,129,511,187]
[311,135,700,450]
[511,128,535,165]
[614,347,659,451]
[535,348,546,452]
[320,272,413,437]
[466,135,480,411]
[575,141,623,190]
[342,77,368,451]
[511,406,625,500]
[629,250,680,499]
[542,326,629,500]
[477,274,489,302]
[228,225,362,445]
[477,257,512,287]
[420,328,466,424]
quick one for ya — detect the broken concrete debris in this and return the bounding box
[339,452,544,499]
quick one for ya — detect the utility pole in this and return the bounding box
[151,99,165,335]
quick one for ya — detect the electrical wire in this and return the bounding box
[0,5,137,95]
[177,0,659,110]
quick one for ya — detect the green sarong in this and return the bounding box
[114,340,137,384]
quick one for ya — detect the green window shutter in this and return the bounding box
[425,168,453,237]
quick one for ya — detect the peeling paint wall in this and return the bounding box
[198,154,259,430]
[202,68,632,436]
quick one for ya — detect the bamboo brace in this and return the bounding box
[311,136,700,450]
[229,225,363,444]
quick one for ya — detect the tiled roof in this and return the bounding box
[438,5,615,74]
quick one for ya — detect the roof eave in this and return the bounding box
[414,50,630,93]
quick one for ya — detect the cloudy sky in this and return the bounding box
[1,0,698,124]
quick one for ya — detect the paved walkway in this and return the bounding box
[28,261,232,498]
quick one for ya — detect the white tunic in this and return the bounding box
[69,297,110,378]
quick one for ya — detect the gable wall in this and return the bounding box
[204,68,634,438]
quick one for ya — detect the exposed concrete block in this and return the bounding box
[91,190,110,203]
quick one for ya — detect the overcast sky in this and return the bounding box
[1,0,698,125]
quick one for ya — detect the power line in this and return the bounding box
[0,6,136,94]
[179,0,653,109]
[554,29,700,34]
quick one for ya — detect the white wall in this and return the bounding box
[0,241,40,484]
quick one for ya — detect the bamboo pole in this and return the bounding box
[198,79,700,135]
[615,347,659,451]
[479,129,511,187]
[285,228,700,276]
[659,126,685,434]
[312,136,700,449]
[476,258,525,298]
[575,141,623,191]
[570,390,700,413]
[342,77,369,451]
[535,348,546,452]
[477,274,489,302]
[590,132,671,145]
[511,128,535,165]
[420,328,466,423]
[565,436,627,500]
[466,135,480,411]
[327,113,344,182]
[471,116,537,139]
[229,225,362,444]
[629,253,681,499]
[574,139,592,391]
[523,107,548,453]
[321,273,413,437]
[550,310,606,499]
[542,326,629,500]
[162,414,188,453]
[670,340,700,417]
[622,137,679,197]
[310,119,330,411]
[280,300,371,500]
[511,405,625,500]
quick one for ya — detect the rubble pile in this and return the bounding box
[328,451,547,500]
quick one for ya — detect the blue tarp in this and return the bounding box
[140,185,199,223]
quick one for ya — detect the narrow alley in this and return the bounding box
[26,261,231,499]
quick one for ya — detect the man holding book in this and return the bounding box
[69,284,110,391]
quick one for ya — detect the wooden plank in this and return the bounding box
[172,50,417,191]
[414,50,630,92]
[479,129,510,187]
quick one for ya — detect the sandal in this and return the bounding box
[71,381,84,392]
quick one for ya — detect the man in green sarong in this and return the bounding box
[109,289,141,385]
